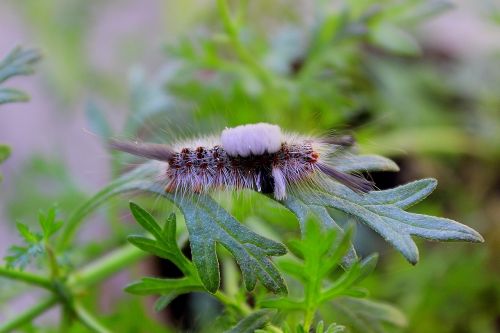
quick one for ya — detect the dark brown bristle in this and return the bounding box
[317,163,373,193]
[109,139,174,161]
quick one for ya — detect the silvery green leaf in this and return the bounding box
[119,163,287,294]
[153,187,288,294]
[289,178,483,264]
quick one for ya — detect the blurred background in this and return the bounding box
[0,0,499,332]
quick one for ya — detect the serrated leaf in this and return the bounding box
[127,204,193,277]
[0,47,41,106]
[0,88,29,104]
[4,243,44,270]
[225,309,275,333]
[321,254,378,301]
[127,235,176,261]
[0,47,41,83]
[16,222,40,244]
[289,179,483,264]
[38,207,63,239]
[133,182,288,294]
[331,297,407,333]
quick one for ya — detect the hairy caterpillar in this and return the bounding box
[110,123,373,200]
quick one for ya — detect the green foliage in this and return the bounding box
[1,0,496,331]
[259,217,396,332]
[5,207,62,270]
[285,178,483,265]
[0,47,41,105]
[125,203,204,297]
[126,196,287,295]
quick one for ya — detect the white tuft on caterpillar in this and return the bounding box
[109,123,373,200]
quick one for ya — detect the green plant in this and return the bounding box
[2,0,497,331]
[0,148,483,332]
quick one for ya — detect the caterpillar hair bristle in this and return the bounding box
[109,139,174,161]
[110,123,374,200]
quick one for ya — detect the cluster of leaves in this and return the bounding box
[260,217,405,332]
[5,207,62,271]
[125,200,405,332]
[117,156,481,331]
[0,47,41,105]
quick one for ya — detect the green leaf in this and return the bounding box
[4,244,44,270]
[331,297,407,333]
[320,254,378,301]
[0,47,41,105]
[129,202,163,240]
[0,88,30,104]
[0,47,41,83]
[4,207,63,270]
[225,309,275,333]
[16,222,41,244]
[127,203,193,276]
[287,179,483,264]
[38,207,63,239]
[133,182,288,294]
[171,192,287,294]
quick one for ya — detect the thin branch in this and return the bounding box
[0,266,53,290]
[73,302,111,333]
[0,296,58,333]
[68,243,147,289]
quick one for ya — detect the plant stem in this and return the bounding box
[0,266,53,290]
[68,243,147,289]
[73,302,111,333]
[0,296,58,333]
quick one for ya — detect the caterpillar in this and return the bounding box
[110,123,373,200]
